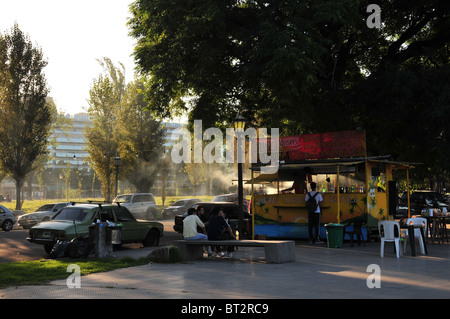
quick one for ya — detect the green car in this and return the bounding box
[27,203,164,254]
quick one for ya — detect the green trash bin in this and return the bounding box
[325,223,344,248]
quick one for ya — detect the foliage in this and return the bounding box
[128,0,354,128]
[85,58,124,202]
[0,24,52,210]
[128,0,450,188]
[118,77,166,192]
[86,58,167,199]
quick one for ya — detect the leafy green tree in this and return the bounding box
[129,0,450,188]
[118,77,165,192]
[343,1,450,188]
[0,24,52,209]
[128,0,366,129]
[85,58,126,202]
[128,0,448,126]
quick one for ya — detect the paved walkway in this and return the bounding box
[1,240,449,299]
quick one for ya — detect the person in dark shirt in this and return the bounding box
[207,208,235,257]
[196,205,208,232]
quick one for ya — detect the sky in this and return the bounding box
[0,0,137,115]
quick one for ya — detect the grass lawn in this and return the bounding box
[0,257,151,289]
[2,195,215,216]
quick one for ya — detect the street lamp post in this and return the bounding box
[234,114,246,238]
[114,155,121,198]
[59,174,63,199]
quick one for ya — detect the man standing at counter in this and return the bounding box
[306,182,323,243]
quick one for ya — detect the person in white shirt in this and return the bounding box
[305,182,323,243]
[183,208,208,240]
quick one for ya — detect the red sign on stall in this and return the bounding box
[280,130,366,160]
[259,130,366,161]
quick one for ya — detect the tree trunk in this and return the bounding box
[15,180,23,210]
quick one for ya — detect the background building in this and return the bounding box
[46,113,184,171]
[47,113,92,170]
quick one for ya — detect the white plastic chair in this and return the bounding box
[403,217,426,255]
[378,220,401,258]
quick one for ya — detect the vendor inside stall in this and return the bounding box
[281,169,309,194]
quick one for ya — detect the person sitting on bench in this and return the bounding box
[183,208,208,240]
[207,208,235,257]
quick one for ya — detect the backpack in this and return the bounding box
[306,192,319,213]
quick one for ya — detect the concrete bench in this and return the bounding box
[174,239,296,263]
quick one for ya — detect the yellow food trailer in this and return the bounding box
[249,130,415,240]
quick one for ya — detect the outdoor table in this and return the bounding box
[422,216,448,244]
[400,224,427,257]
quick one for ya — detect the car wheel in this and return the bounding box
[143,229,159,247]
[2,220,13,231]
[44,244,53,255]
[146,208,157,220]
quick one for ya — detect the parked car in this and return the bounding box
[399,191,448,217]
[212,193,250,212]
[160,198,201,219]
[0,205,16,231]
[27,202,164,254]
[173,202,252,238]
[18,202,70,229]
[113,193,159,220]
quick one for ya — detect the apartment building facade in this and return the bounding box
[47,113,185,170]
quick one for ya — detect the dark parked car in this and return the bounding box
[398,191,448,217]
[212,193,250,212]
[160,198,201,219]
[173,202,252,238]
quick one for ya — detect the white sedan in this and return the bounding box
[18,202,70,229]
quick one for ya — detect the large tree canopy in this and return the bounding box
[129,0,450,187]
[0,24,52,209]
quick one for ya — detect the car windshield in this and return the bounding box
[36,204,55,212]
[172,200,187,206]
[52,207,90,221]
[114,195,132,203]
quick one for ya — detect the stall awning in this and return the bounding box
[248,155,420,184]
[245,173,278,184]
